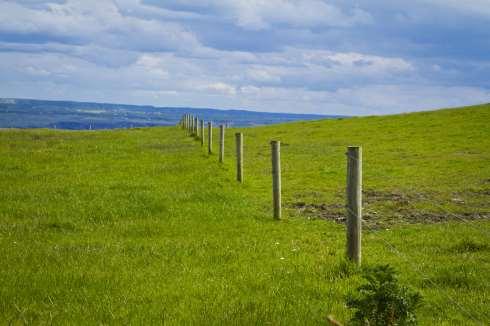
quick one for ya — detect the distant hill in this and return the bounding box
[0,98,343,129]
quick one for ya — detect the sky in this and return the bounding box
[0,0,489,115]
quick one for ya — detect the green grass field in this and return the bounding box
[1,104,489,324]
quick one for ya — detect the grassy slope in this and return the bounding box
[0,104,489,324]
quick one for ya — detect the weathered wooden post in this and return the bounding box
[219,125,225,163]
[191,115,195,136]
[346,146,362,265]
[208,122,213,154]
[200,120,204,146]
[271,140,281,219]
[235,133,243,182]
[194,117,198,137]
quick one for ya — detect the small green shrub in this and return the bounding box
[346,264,422,325]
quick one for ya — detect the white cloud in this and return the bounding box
[114,0,207,21]
[23,65,51,76]
[234,84,490,114]
[146,0,372,30]
[135,54,169,79]
[0,44,429,114]
[199,82,237,96]
[0,41,140,67]
[246,68,282,83]
[338,84,490,114]
[0,0,202,52]
[222,0,373,30]
[321,52,413,72]
[421,0,490,18]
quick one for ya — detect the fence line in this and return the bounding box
[346,146,362,265]
[236,132,243,183]
[208,121,213,154]
[200,120,204,146]
[176,113,485,323]
[271,140,281,220]
[219,124,225,163]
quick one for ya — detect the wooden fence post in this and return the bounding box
[208,122,213,154]
[191,116,195,136]
[219,125,225,163]
[235,133,243,182]
[200,120,204,146]
[194,117,198,136]
[271,140,281,220]
[346,146,362,265]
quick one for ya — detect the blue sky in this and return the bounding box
[0,0,489,115]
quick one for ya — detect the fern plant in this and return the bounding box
[346,264,422,325]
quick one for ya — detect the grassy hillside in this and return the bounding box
[0,104,489,324]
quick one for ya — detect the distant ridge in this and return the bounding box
[0,98,345,130]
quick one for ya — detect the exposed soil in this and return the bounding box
[290,202,345,223]
[364,189,424,203]
[289,189,489,227]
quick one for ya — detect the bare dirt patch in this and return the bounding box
[363,189,427,205]
[290,202,345,223]
[289,189,489,226]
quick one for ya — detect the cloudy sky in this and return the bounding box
[0,0,489,115]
